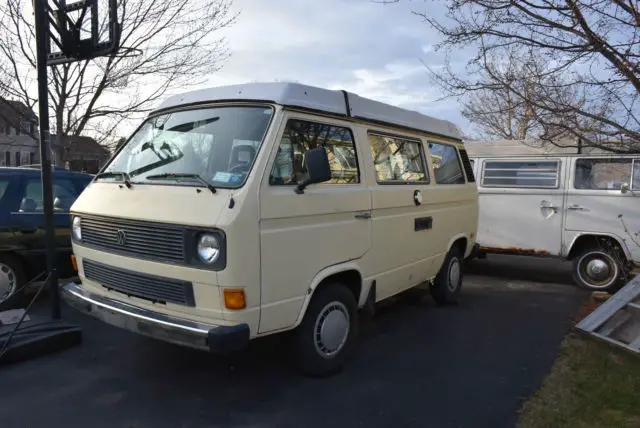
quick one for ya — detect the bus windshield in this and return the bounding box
[101,105,274,188]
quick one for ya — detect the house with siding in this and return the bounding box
[0,99,40,167]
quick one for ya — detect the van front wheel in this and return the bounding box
[430,247,463,305]
[572,247,626,291]
[292,283,358,377]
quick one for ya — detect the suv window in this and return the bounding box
[429,142,466,184]
[269,119,359,185]
[482,160,560,188]
[574,158,634,190]
[20,177,79,212]
[368,133,428,183]
[0,176,10,202]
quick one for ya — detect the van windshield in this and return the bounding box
[101,105,274,188]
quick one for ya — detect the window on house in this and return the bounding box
[482,160,561,188]
[574,158,634,191]
[15,152,20,166]
[269,119,359,185]
[429,142,466,184]
[368,133,428,183]
[4,151,10,166]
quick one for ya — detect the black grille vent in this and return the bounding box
[83,260,195,306]
[81,215,185,263]
[458,149,476,183]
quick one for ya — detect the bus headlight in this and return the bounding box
[197,233,220,264]
[72,216,82,241]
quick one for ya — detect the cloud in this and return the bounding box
[146,0,473,136]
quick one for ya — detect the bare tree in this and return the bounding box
[455,49,542,140]
[384,0,640,153]
[0,0,237,147]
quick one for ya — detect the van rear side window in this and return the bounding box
[429,142,466,185]
[269,119,359,185]
[368,133,428,183]
[481,160,560,188]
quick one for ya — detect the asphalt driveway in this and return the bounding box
[1,256,586,428]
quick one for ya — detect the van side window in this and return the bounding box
[574,158,633,190]
[482,160,560,188]
[269,119,359,185]
[367,133,428,183]
[428,142,466,184]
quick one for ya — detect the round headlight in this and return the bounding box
[72,216,82,241]
[197,234,220,264]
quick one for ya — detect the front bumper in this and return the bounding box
[61,282,249,354]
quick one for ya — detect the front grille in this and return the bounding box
[83,260,195,306]
[81,215,185,263]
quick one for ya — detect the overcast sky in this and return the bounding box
[180,0,473,134]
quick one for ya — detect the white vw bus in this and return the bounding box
[469,154,640,291]
[62,83,478,376]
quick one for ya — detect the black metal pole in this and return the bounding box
[34,0,61,319]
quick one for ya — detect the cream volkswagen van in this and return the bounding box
[62,83,478,376]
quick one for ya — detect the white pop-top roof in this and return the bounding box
[155,82,462,140]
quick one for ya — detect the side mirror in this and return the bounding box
[621,183,630,194]
[295,147,331,194]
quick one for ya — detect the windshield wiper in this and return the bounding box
[95,171,132,188]
[146,173,216,194]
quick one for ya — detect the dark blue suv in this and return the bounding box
[0,166,93,307]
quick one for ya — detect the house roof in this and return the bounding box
[0,98,38,123]
[50,134,110,156]
[154,82,462,140]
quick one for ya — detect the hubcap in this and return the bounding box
[0,262,18,304]
[578,252,617,289]
[585,259,611,282]
[314,302,350,358]
[448,258,461,292]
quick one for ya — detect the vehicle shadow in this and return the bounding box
[464,253,575,286]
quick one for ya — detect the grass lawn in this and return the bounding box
[517,331,640,428]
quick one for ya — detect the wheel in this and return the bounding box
[572,246,627,291]
[430,246,463,305]
[0,254,27,310]
[292,283,359,377]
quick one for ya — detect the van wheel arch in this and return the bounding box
[311,269,362,306]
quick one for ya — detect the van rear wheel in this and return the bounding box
[292,283,358,377]
[572,246,627,292]
[430,247,463,305]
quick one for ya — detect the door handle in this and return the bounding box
[540,201,558,211]
[354,211,372,220]
[568,205,586,211]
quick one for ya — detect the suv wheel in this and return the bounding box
[292,283,359,377]
[0,254,26,310]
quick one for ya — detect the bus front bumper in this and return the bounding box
[61,282,249,354]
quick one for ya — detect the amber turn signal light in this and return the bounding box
[71,254,78,272]
[224,289,246,310]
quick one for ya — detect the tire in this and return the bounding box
[571,246,628,292]
[0,254,27,310]
[430,246,463,306]
[292,283,359,377]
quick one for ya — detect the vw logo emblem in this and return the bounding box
[116,229,127,246]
